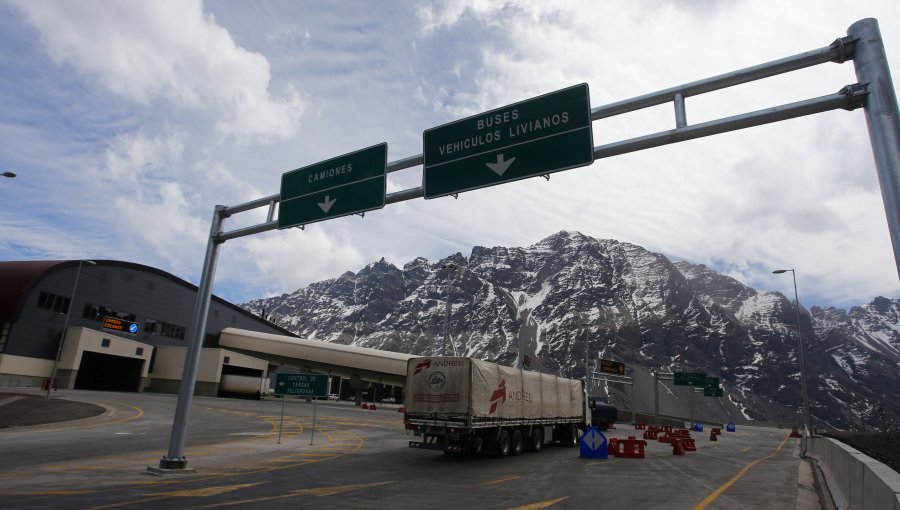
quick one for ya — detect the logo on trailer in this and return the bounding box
[489,379,507,414]
[414,359,431,375]
[427,371,446,392]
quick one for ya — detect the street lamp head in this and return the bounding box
[83,260,97,266]
[772,269,789,274]
[2,171,16,178]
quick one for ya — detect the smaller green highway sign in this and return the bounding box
[423,84,593,199]
[674,372,707,387]
[705,377,720,389]
[275,373,328,397]
[704,387,724,397]
[278,143,387,229]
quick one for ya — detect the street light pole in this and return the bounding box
[47,259,95,398]
[773,269,813,442]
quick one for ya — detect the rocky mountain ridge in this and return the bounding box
[242,231,900,430]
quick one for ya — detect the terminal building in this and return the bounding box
[0,259,409,401]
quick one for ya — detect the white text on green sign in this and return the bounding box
[422,84,593,199]
[278,143,387,229]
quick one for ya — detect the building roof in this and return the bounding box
[0,259,295,336]
[0,260,70,322]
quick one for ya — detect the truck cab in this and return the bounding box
[588,397,617,430]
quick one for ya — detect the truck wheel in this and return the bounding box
[510,429,523,456]
[496,430,511,458]
[566,424,579,447]
[529,427,543,452]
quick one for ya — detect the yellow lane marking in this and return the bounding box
[507,497,568,510]
[149,482,261,497]
[481,476,520,485]
[692,434,792,510]
[32,490,94,495]
[185,481,396,509]
[0,403,144,435]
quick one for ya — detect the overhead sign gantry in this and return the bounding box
[154,19,900,473]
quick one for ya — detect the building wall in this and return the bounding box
[0,260,285,393]
[2,261,290,363]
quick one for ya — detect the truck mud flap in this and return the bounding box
[408,441,449,451]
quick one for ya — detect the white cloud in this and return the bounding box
[9,0,303,142]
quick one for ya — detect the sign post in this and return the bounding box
[274,373,329,445]
[423,84,593,199]
[278,143,387,229]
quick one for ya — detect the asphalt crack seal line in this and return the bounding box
[692,434,792,510]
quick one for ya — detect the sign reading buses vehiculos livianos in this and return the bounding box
[423,84,594,199]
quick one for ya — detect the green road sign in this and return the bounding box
[674,372,707,387]
[274,373,328,397]
[423,84,594,199]
[278,143,387,229]
[704,387,724,397]
[705,377,720,389]
[600,358,626,375]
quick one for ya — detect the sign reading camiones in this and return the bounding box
[423,84,594,199]
[278,143,387,229]
[274,373,328,397]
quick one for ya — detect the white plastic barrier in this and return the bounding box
[806,436,900,509]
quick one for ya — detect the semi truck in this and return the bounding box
[403,356,589,457]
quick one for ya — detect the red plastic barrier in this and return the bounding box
[643,429,658,440]
[682,437,697,451]
[398,406,405,413]
[608,438,620,455]
[711,427,721,435]
[661,425,673,433]
[672,438,685,455]
[635,423,646,430]
[370,404,377,410]
[361,403,369,409]
[658,433,673,444]
[614,437,647,458]
[674,429,691,437]
[709,430,718,441]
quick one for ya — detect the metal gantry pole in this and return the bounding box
[790,270,814,441]
[158,205,225,470]
[848,19,900,280]
[47,259,88,398]
[654,372,660,429]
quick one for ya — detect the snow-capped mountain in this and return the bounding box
[242,231,900,430]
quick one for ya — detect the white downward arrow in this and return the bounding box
[318,195,336,213]
[486,154,516,176]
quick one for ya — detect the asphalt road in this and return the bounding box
[0,389,811,509]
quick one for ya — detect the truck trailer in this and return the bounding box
[404,357,589,457]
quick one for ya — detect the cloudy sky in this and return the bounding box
[1,0,898,310]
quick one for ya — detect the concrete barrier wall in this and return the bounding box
[807,436,900,509]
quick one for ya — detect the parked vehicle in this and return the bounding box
[328,394,340,401]
[381,397,396,404]
[404,357,588,457]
